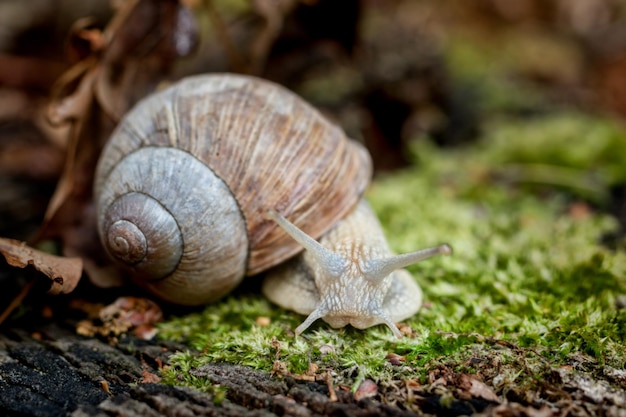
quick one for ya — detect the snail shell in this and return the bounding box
[94,74,371,306]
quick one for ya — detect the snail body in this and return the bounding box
[95,73,450,337]
[264,200,450,338]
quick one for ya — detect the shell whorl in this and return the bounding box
[96,147,248,305]
[107,220,147,265]
[102,192,182,277]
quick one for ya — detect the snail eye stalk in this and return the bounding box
[265,209,347,278]
[364,244,452,282]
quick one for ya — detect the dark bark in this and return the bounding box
[0,321,419,417]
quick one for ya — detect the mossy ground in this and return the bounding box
[159,113,626,410]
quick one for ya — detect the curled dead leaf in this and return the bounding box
[0,237,82,295]
[76,296,163,342]
[354,379,378,401]
[39,0,199,293]
[459,374,500,403]
[141,369,162,384]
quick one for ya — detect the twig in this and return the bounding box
[0,277,36,326]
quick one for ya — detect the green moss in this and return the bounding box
[160,350,228,402]
[159,113,626,392]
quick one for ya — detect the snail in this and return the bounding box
[94,73,451,338]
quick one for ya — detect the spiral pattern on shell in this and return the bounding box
[94,74,371,305]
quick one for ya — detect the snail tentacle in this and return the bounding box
[265,209,347,278]
[295,305,328,335]
[364,244,452,282]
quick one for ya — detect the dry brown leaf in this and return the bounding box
[459,374,501,403]
[95,0,198,121]
[354,379,378,401]
[0,237,82,295]
[66,17,107,63]
[47,61,99,125]
[100,296,163,326]
[141,369,162,384]
[76,296,163,342]
[38,0,198,289]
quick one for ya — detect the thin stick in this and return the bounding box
[0,277,36,326]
